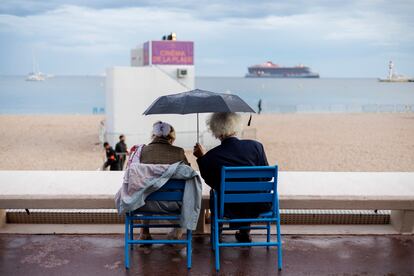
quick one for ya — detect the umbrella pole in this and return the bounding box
[197,113,199,144]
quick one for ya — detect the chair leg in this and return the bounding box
[124,216,130,269]
[266,222,271,249]
[187,230,192,269]
[276,219,282,271]
[210,216,215,251]
[212,191,221,271]
[214,219,220,271]
[130,220,134,250]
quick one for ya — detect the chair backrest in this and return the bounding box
[219,166,278,218]
[146,179,186,201]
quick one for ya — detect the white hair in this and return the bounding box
[151,121,176,142]
[207,113,242,139]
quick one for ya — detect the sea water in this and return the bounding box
[0,75,413,114]
[0,75,105,114]
[197,77,414,113]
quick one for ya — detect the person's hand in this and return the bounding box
[193,143,205,158]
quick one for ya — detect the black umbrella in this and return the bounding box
[143,89,255,142]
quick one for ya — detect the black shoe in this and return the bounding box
[235,231,252,243]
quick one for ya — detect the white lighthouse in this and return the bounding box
[388,60,394,80]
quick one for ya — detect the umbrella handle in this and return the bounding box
[197,113,199,144]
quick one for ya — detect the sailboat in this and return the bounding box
[26,56,46,81]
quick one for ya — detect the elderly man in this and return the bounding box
[193,112,271,242]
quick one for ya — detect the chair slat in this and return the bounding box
[223,193,273,203]
[146,191,183,201]
[158,181,185,191]
[224,169,275,179]
[224,181,273,191]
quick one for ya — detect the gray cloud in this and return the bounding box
[0,0,413,76]
[2,0,412,20]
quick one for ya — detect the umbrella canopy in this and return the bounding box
[143,89,255,143]
[143,89,255,115]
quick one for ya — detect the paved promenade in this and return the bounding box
[1,234,413,275]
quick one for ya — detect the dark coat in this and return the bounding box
[197,137,269,190]
[115,141,128,154]
[197,137,270,219]
[140,137,189,165]
[115,140,128,168]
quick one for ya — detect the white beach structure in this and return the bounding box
[105,39,212,149]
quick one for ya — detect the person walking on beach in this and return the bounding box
[102,142,120,171]
[258,99,262,114]
[115,134,128,170]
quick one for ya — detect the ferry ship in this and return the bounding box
[246,61,319,78]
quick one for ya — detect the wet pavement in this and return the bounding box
[0,234,413,275]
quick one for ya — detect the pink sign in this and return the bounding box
[151,41,194,65]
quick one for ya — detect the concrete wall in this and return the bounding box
[1,171,414,234]
[105,65,215,149]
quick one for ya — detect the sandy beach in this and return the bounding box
[0,113,413,171]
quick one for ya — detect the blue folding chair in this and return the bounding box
[211,165,282,271]
[124,179,192,269]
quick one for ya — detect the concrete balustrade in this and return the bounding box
[0,171,413,234]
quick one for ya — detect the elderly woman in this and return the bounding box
[138,121,189,241]
[193,112,270,242]
[140,121,189,165]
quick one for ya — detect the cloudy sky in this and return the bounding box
[0,0,413,77]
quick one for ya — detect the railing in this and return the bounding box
[264,104,414,113]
